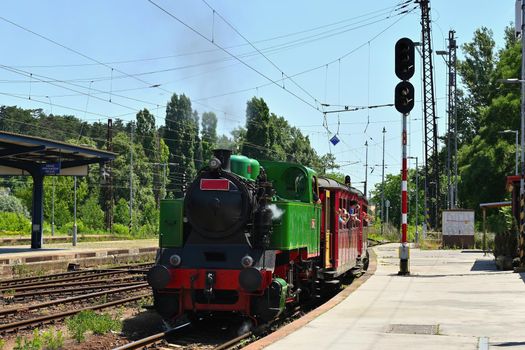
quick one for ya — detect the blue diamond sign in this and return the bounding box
[330,134,340,146]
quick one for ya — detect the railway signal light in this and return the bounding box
[395,38,415,81]
[394,81,415,114]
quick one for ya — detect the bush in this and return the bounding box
[0,212,31,233]
[136,223,158,238]
[59,221,86,235]
[112,223,129,236]
[0,192,29,217]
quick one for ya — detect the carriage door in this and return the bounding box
[324,190,331,268]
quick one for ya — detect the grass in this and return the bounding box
[65,310,122,343]
[12,328,64,350]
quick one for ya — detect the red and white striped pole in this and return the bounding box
[394,37,414,275]
[399,111,410,275]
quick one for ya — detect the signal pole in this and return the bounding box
[395,37,415,275]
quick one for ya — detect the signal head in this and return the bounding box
[395,38,415,81]
[394,81,415,114]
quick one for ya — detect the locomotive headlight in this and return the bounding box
[209,157,221,171]
[241,255,254,268]
[169,254,182,267]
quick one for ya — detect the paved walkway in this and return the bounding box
[261,244,525,350]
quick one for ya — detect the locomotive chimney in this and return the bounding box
[212,149,232,171]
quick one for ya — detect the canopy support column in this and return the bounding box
[31,172,44,249]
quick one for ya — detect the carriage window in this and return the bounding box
[282,167,308,201]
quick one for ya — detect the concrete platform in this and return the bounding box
[0,239,158,278]
[252,244,525,350]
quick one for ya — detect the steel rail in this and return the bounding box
[0,283,148,316]
[0,262,152,287]
[0,270,130,292]
[0,276,139,293]
[0,269,103,286]
[214,332,254,350]
[0,293,151,333]
[111,322,192,350]
[7,281,146,299]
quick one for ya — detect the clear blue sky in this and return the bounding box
[0,0,514,196]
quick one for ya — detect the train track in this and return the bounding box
[0,283,149,318]
[0,262,154,336]
[0,293,150,333]
[112,322,192,350]
[5,280,145,300]
[110,322,253,350]
[0,262,153,288]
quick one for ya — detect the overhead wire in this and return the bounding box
[147,0,320,112]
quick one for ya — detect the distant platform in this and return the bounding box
[0,234,122,246]
[0,239,158,278]
[248,244,524,350]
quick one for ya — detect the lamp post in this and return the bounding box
[381,127,386,236]
[408,156,419,243]
[499,130,519,175]
[499,76,525,260]
[364,141,368,197]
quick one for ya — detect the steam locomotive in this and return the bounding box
[147,150,369,326]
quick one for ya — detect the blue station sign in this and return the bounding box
[41,163,61,175]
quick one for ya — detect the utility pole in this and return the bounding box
[516,1,525,266]
[364,141,369,197]
[51,177,55,237]
[417,0,439,229]
[73,176,77,246]
[381,127,386,236]
[155,133,161,208]
[129,123,134,235]
[438,30,457,209]
[450,30,458,208]
[105,118,113,233]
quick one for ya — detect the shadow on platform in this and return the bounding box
[493,341,525,347]
[0,247,65,254]
[470,259,498,271]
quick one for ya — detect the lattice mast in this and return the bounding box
[418,0,440,229]
[447,30,458,209]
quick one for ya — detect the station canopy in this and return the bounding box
[0,131,116,249]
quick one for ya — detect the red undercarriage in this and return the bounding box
[160,268,273,315]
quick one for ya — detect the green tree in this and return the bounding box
[458,27,497,111]
[201,112,218,160]
[114,198,129,225]
[164,93,197,196]
[192,110,203,170]
[79,196,104,231]
[242,97,272,159]
[0,190,29,216]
